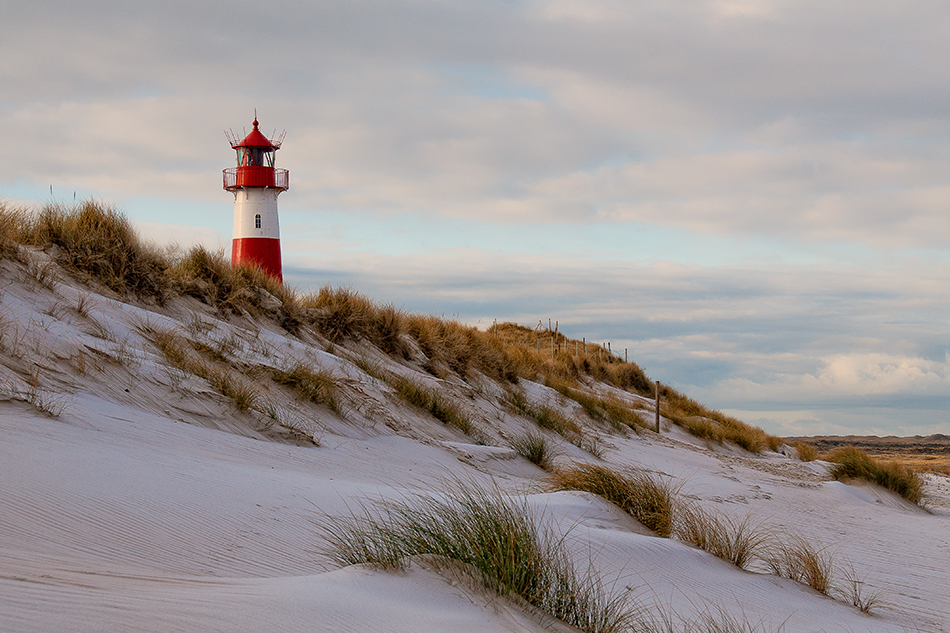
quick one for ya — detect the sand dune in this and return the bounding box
[1,254,948,632]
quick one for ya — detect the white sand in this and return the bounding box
[1,254,948,632]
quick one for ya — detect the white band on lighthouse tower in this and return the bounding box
[233,188,281,240]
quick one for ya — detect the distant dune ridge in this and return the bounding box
[2,200,950,632]
[787,435,950,476]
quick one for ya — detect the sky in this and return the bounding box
[1,0,948,437]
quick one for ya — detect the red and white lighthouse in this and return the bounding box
[223,116,289,281]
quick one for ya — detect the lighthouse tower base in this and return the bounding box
[231,188,283,281]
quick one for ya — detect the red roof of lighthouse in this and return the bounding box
[231,118,281,150]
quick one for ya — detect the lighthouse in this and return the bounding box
[223,116,289,281]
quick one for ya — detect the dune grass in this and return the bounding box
[300,286,408,357]
[387,373,485,441]
[792,441,818,462]
[491,322,652,394]
[505,389,582,439]
[16,202,169,300]
[549,463,676,537]
[674,504,766,570]
[660,386,778,453]
[170,246,301,328]
[321,481,636,633]
[147,327,259,413]
[546,378,646,433]
[3,200,778,459]
[764,533,834,595]
[271,364,339,413]
[824,446,924,505]
[508,429,561,471]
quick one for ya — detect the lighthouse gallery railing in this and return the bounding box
[223,167,289,191]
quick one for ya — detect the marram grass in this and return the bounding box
[321,481,636,633]
[549,463,676,538]
[825,446,924,505]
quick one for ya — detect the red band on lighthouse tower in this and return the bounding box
[223,117,288,282]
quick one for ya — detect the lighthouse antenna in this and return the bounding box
[275,130,287,148]
[224,128,240,147]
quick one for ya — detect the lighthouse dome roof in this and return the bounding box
[231,118,280,150]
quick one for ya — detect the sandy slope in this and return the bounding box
[1,256,948,632]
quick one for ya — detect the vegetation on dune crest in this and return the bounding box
[1,199,778,453]
[15,202,169,299]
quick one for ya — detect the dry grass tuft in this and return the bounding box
[764,533,834,595]
[272,364,339,413]
[836,563,884,614]
[546,378,646,433]
[824,446,924,505]
[508,429,560,470]
[0,202,25,260]
[673,504,766,570]
[549,464,676,537]
[491,323,652,395]
[387,374,485,441]
[505,389,582,441]
[322,480,637,633]
[793,441,818,462]
[407,314,517,382]
[662,386,776,453]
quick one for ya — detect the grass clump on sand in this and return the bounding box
[549,464,676,538]
[545,378,646,434]
[271,364,339,413]
[764,533,834,595]
[505,389,582,439]
[170,247,300,328]
[147,327,259,413]
[673,505,766,571]
[793,441,818,462]
[825,446,924,505]
[388,374,485,441]
[0,202,26,260]
[407,314,518,382]
[491,322,652,394]
[508,429,560,471]
[322,481,636,633]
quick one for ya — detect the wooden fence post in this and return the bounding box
[655,382,661,433]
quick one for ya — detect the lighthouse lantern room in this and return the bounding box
[223,116,288,281]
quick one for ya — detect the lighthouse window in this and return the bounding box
[254,214,262,229]
[236,148,275,167]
